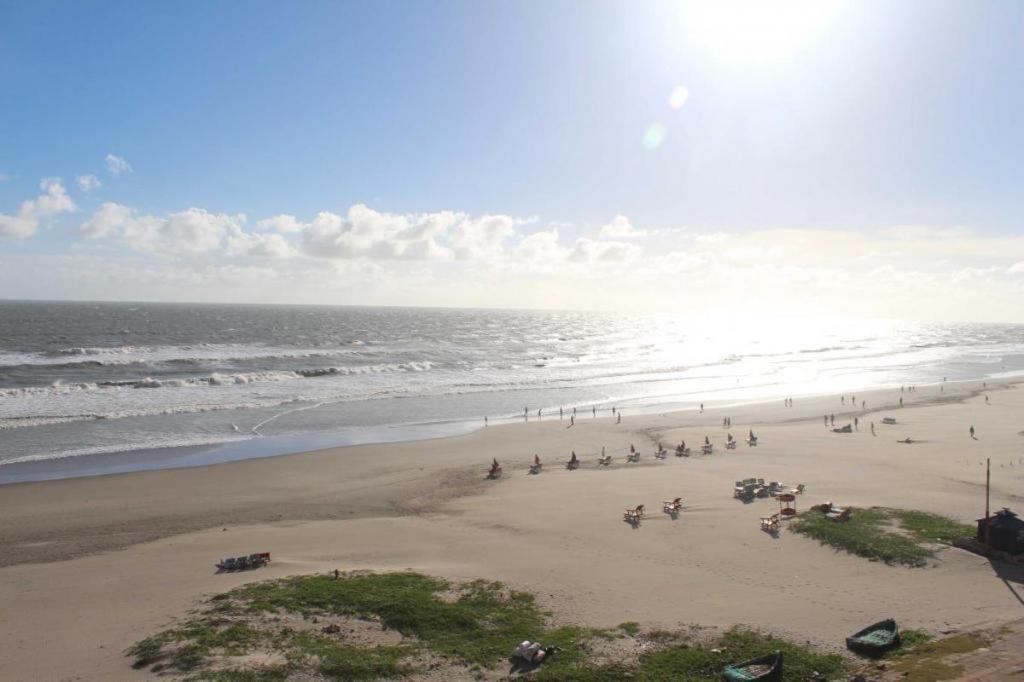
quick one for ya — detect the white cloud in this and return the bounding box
[0,173,10,183]
[301,204,459,260]
[1007,261,1024,275]
[105,154,133,176]
[76,174,102,191]
[568,237,642,264]
[257,214,306,233]
[599,214,647,239]
[0,178,76,239]
[80,203,246,254]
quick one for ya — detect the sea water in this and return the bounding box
[2,300,1022,482]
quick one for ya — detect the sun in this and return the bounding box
[678,0,846,60]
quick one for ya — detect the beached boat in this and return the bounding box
[846,618,900,655]
[722,650,782,681]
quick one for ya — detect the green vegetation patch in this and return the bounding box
[883,632,989,681]
[232,572,547,665]
[535,627,846,681]
[130,571,850,680]
[789,507,972,567]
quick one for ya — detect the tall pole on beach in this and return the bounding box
[985,457,991,549]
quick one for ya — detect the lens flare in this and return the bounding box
[669,86,689,109]
[642,123,667,149]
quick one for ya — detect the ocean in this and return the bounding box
[1,300,1023,483]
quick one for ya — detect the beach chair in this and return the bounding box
[626,452,640,463]
[565,459,579,470]
[623,505,645,523]
[597,455,612,466]
[235,555,250,570]
[702,443,713,455]
[487,466,503,479]
[733,481,745,497]
[755,485,771,498]
[725,440,737,450]
[788,483,805,495]
[529,463,542,475]
[654,449,668,460]
[768,481,783,496]
[216,557,237,571]
[761,513,781,532]
[745,436,758,446]
[662,498,683,514]
[675,446,690,457]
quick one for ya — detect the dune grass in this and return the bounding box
[789,507,973,567]
[535,627,846,681]
[130,571,849,680]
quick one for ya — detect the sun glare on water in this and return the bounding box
[678,0,846,60]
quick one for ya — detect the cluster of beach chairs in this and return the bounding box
[734,478,804,501]
[812,501,852,522]
[215,552,271,572]
[623,497,683,525]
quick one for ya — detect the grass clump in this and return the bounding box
[130,572,850,680]
[536,627,846,681]
[233,573,545,665]
[789,507,971,567]
[617,621,641,636]
[885,632,989,681]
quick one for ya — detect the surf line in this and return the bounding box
[251,401,325,436]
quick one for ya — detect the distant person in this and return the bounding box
[900,397,904,407]
[573,407,577,416]
[538,409,542,417]
[841,395,845,405]
[534,453,541,467]
[823,414,828,426]
[524,407,528,417]
[560,407,563,419]
[862,400,866,409]
[854,416,859,430]
[612,406,616,415]
[901,385,904,394]
[569,415,574,426]
[985,395,990,404]
[704,435,710,446]
[592,406,596,417]
[830,414,835,426]
[484,416,488,426]
[616,413,621,423]
[700,402,704,412]
[870,421,876,436]
[970,425,975,439]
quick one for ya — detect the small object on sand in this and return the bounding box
[881,417,897,425]
[723,650,783,681]
[846,618,901,655]
[832,424,853,433]
[216,552,270,572]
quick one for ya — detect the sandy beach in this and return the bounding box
[2,379,1023,680]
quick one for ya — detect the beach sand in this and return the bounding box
[2,380,1023,679]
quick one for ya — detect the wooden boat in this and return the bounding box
[722,650,782,681]
[846,618,900,655]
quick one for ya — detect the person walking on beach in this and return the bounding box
[854,416,859,431]
[824,414,828,426]
[830,414,835,426]
[900,397,904,407]
[970,425,975,439]
[560,407,563,419]
[616,412,621,423]
[484,416,488,426]
[592,406,596,417]
[569,415,574,427]
[870,421,876,436]
[700,402,704,413]
[841,395,845,405]
[862,400,866,409]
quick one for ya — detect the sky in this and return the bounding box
[1,0,1023,321]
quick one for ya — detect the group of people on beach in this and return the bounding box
[487,404,623,427]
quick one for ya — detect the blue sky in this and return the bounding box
[2,1,1024,319]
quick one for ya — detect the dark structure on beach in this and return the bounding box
[976,508,1024,555]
